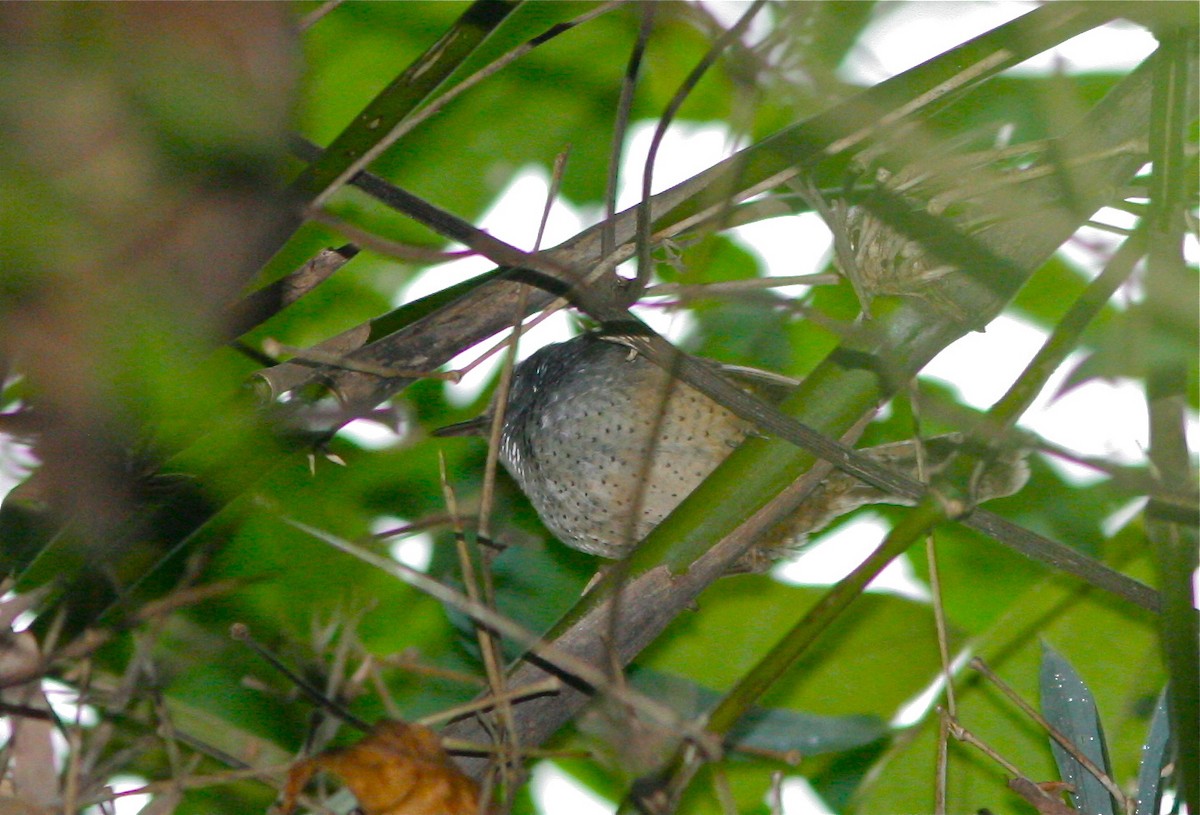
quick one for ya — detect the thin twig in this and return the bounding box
[378,650,487,687]
[941,709,1026,782]
[604,2,655,260]
[643,273,840,298]
[84,763,293,806]
[634,0,768,297]
[285,518,720,753]
[451,307,567,380]
[969,657,1128,809]
[417,678,563,727]
[908,383,956,814]
[439,457,519,788]
[229,623,372,733]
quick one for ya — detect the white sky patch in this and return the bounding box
[0,426,36,505]
[1022,375,1199,490]
[775,775,837,815]
[921,314,1193,485]
[43,678,99,728]
[531,761,615,815]
[632,302,700,347]
[1011,18,1158,75]
[373,515,435,573]
[391,535,434,573]
[400,165,588,307]
[773,513,931,602]
[336,417,402,450]
[390,533,434,573]
[402,251,496,307]
[614,122,739,210]
[1058,215,1139,288]
[729,210,835,297]
[1089,205,1140,234]
[1024,376,1150,465]
[85,775,152,815]
[923,313,1047,408]
[1101,496,1147,539]
[844,2,1156,84]
[843,2,1033,84]
[2,589,38,633]
[697,0,776,47]
[891,649,972,728]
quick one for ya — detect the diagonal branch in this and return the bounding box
[432,32,1178,779]
[262,3,1121,412]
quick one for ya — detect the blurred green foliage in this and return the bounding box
[0,2,1194,814]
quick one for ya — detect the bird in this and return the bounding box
[437,332,1027,568]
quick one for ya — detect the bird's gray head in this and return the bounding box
[434,334,629,463]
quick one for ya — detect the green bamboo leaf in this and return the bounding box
[853,530,1161,815]
[1040,642,1117,815]
[291,0,521,204]
[1134,686,1173,815]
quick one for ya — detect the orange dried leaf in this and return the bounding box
[280,719,479,815]
[1007,777,1078,815]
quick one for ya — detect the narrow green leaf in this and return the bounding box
[627,668,887,757]
[1040,642,1116,815]
[290,0,521,204]
[1134,686,1173,815]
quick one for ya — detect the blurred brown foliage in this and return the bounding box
[0,4,296,544]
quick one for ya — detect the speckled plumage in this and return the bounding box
[495,334,755,557]
[441,333,1028,564]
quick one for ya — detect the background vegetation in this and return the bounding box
[0,3,1196,814]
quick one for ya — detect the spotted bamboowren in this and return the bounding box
[437,332,1027,566]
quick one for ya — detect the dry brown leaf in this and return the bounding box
[1007,777,1079,815]
[280,720,479,815]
